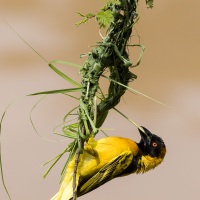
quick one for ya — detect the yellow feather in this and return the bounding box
[54,137,138,200]
[53,135,166,199]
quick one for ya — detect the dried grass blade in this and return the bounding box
[0,105,12,200]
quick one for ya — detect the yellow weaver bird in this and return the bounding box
[52,126,166,200]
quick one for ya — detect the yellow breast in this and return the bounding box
[136,155,164,174]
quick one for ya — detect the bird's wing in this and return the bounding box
[77,150,133,196]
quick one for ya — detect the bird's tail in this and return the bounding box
[51,172,80,200]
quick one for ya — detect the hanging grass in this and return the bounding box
[37,1,155,199]
[1,0,157,199]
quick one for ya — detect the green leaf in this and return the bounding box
[80,99,98,134]
[76,12,95,26]
[43,142,75,178]
[127,44,145,68]
[49,63,81,87]
[28,88,81,96]
[63,123,79,139]
[60,140,78,182]
[50,60,82,69]
[102,75,175,109]
[146,0,154,8]
[63,106,79,123]
[62,130,78,139]
[106,0,121,5]
[96,10,114,28]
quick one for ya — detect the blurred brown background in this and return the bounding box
[0,1,200,200]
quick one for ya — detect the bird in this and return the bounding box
[51,126,166,200]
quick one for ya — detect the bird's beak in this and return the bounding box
[138,126,152,146]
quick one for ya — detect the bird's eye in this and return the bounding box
[152,142,158,147]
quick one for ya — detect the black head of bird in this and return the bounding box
[136,126,166,173]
